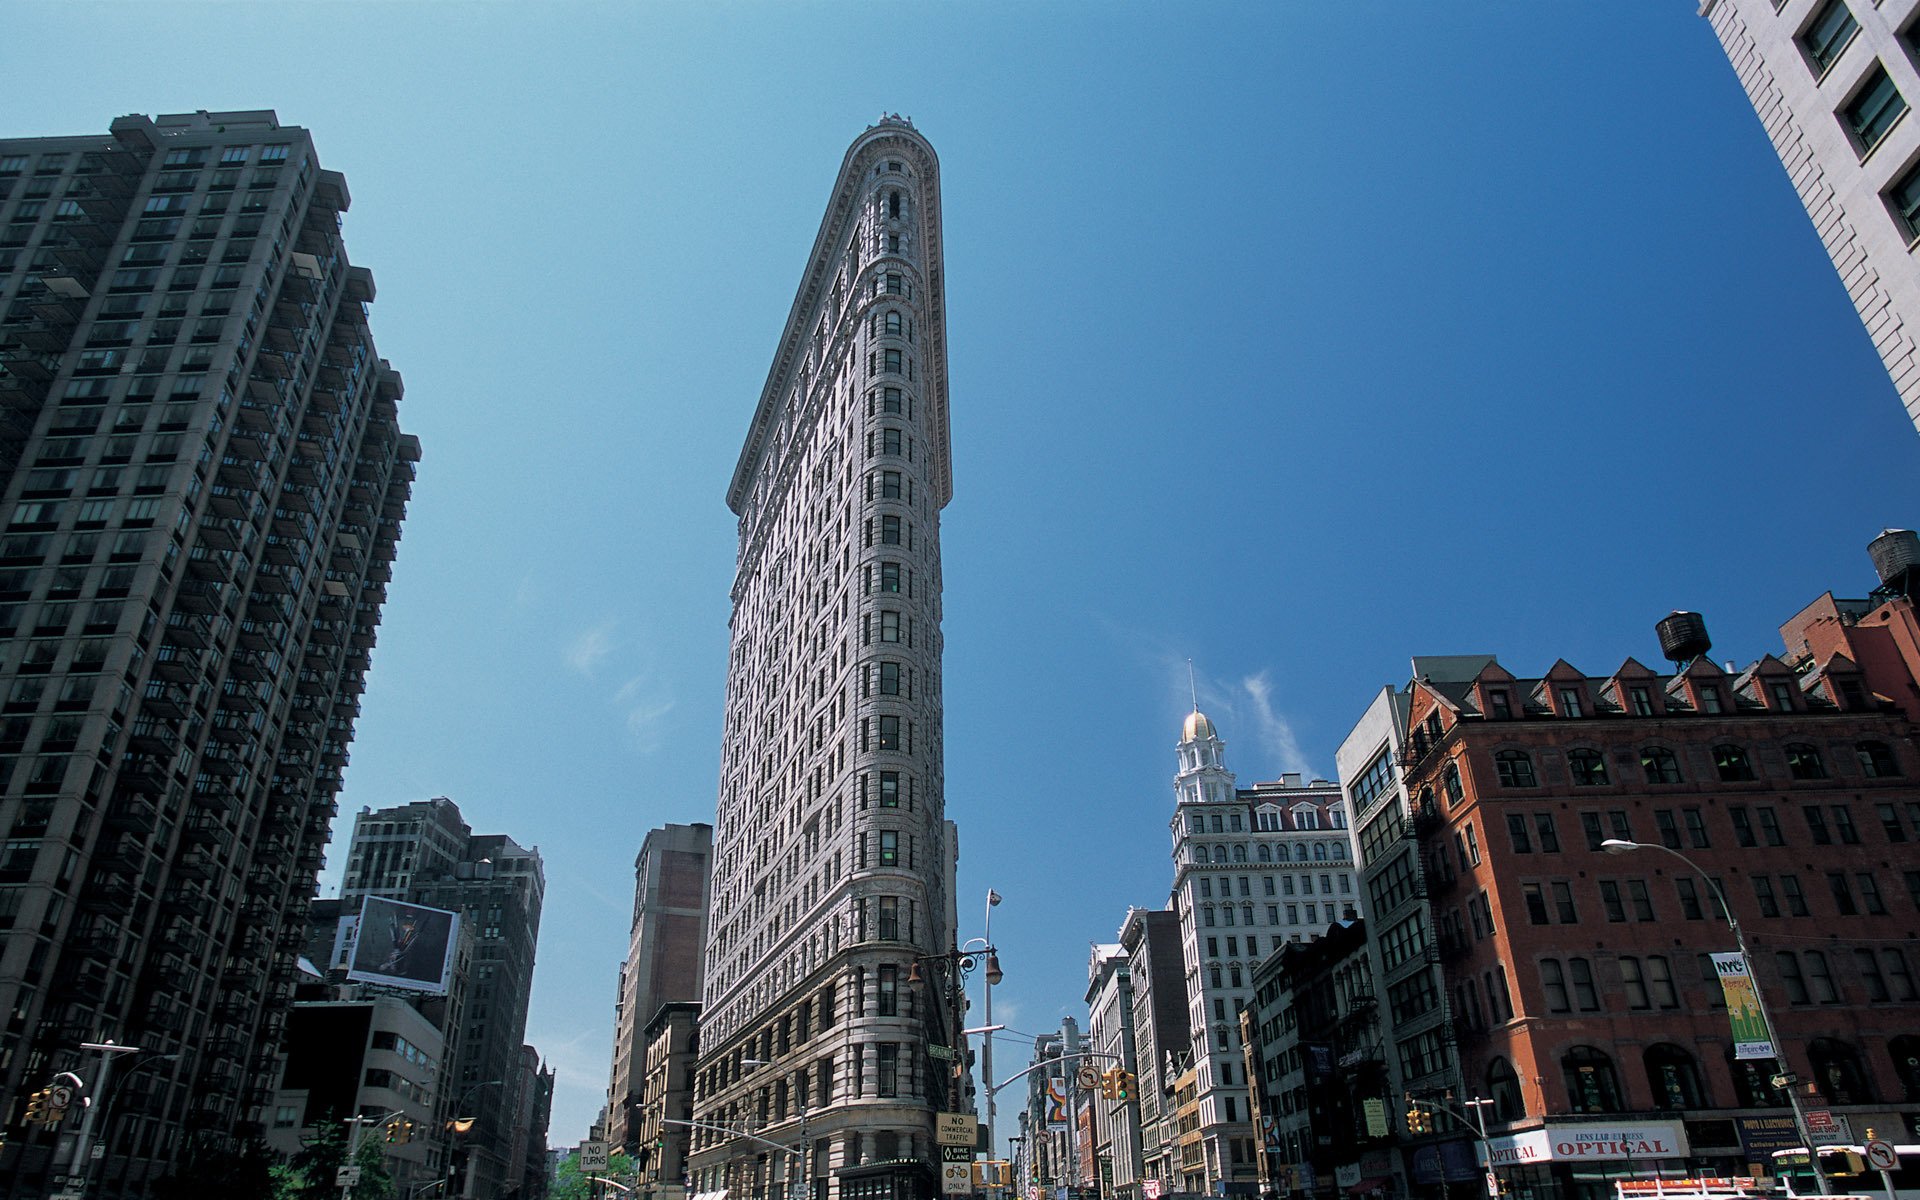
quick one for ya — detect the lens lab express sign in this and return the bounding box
[1486,1122,1690,1166]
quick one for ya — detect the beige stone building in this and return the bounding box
[688,116,958,1200]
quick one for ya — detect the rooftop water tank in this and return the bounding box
[1656,611,1711,666]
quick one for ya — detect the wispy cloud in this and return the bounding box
[564,621,617,676]
[526,1027,610,1138]
[612,673,676,750]
[1237,670,1312,775]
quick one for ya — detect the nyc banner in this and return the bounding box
[1711,953,1775,1060]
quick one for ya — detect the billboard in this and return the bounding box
[346,896,459,994]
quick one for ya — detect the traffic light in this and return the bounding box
[1100,1069,1119,1100]
[1405,1098,1429,1135]
[1115,1071,1135,1102]
[23,1090,47,1125]
[397,1118,415,1144]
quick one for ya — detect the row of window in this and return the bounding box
[1484,739,1897,791]
[1197,900,1350,929]
[1197,869,1347,898]
[1188,840,1346,864]
[1188,806,1344,833]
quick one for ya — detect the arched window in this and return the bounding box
[1495,749,1536,788]
[1641,747,1683,784]
[1212,846,1228,864]
[1809,1038,1873,1105]
[1232,844,1247,863]
[1313,843,1328,861]
[1257,845,1272,863]
[1567,749,1609,786]
[1725,1051,1784,1108]
[1486,1057,1524,1122]
[1442,763,1464,807]
[1643,1043,1707,1110]
[1785,743,1828,780]
[1562,1046,1624,1113]
[1713,744,1756,782]
[1889,1034,1920,1101]
[1857,740,1902,778]
[1295,844,1311,862]
[1190,845,1205,863]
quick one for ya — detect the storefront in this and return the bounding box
[1485,1120,1692,1200]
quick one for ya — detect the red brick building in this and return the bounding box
[1393,609,1920,1200]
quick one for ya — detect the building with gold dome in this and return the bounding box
[1160,709,1355,1197]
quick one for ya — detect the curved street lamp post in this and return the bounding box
[1601,839,1830,1195]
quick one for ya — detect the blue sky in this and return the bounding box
[12,0,1920,1151]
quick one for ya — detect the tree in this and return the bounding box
[272,1121,397,1200]
[546,1151,635,1200]
[149,1133,275,1200]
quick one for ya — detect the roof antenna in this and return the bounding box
[1187,659,1199,712]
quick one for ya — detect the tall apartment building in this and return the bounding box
[1702,0,1920,434]
[343,802,548,1200]
[689,116,955,1200]
[1085,943,1144,1200]
[1167,711,1353,1196]
[609,822,712,1155]
[0,111,416,1197]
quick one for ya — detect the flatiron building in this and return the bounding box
[689,116,958,1200]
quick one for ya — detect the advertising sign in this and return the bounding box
[1045,1078,1068,1130]
[346,896,460,995]
[1485,1122,1688,1166]
[1363,1098,1388,1139]
[1711,954,1776,1060]
[1735,1116,1801,1163]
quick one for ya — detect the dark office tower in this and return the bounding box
[608,822,712,1156]
[689,116,955,1200]
[343,803,547,1200]
[0,111,417,1196]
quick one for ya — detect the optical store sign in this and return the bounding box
[1487,1123,1689,1166]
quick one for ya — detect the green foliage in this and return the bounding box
[271,1121,397,1200]
[150,1134,275,1200]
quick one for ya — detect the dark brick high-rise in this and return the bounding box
[0,110,417,1196]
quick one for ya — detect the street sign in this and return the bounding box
[1865,1140,1899,1172]
[1486,1171,1501,1199]
[1075,1066,1099,1090]
[336,1166,362,1187]
[937,1112,976,1146]
[580,1140,610,1174]
[928,1044,955,1061]
[1804,1110,1847,1142]
[942,1146,974,1164]
[941,1162,973,1195]
[48,1085,74,1108]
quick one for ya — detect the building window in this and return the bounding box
[1713,745,1756,782]
[1858,740,1901,777]
[1568,749,1608,786]
[1494,749,1536,788]
[1508,814,1533,854]
[1487,689,1511,719]
[1802,0,1860,76]
[1563,1046,1624,1113]
[1558,687,1584,717]
[1785,743,1828,780]
[878,771,899,807]
[1641,747,1682,784]
[1644,1043,1706,1108]
[1844,64,1908,156]
[1888,159,1920,242]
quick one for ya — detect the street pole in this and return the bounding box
[1601,840,1830,1195]
[68,1041,142,1197]
[984,890,1001,1200]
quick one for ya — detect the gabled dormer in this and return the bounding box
[1606,657,1663,717]
[1669,657,1730,714]
[1740,654,1802,713]
[1542,659,1591,718]
[1471,661,1521,722]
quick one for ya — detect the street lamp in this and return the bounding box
[444,1079,505,1200]
[1600,839,1830,1194]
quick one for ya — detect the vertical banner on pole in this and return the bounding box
[1711,953,1776,1060]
